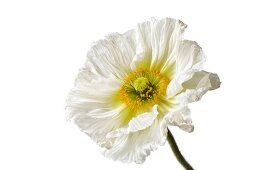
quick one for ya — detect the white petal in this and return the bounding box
[176,40,205,73]
[167,40,205,98]
[176,71,221,104]
[150,18,186,69]
[128,105,158,132]
[166,78,183,98]
[87,30,136,79]
[182,70,221,91]
[131,20,152,70]
[165,71,220,132]
[70,107,124,148]
[66,70,124,148]
[131,18,186,70]
[165,106,194,132]
[106,105,159,139]
[67,71,121,115]
[104,117,166,163]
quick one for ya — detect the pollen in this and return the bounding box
[119,68,170,113]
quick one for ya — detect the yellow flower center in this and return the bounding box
[119,68,169,113]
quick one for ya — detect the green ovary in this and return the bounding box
[133,77,149,91]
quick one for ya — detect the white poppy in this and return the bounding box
[66,17,220,164]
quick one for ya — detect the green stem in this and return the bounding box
[167,128,194,170]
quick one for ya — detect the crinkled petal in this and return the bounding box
[176,40,205,74]
[150,18,186,70]
[104,117,166,163]
[131,21,152,69]
[128,105,158,132]
[106,105,159,139]
[182,70,221,91]
[67,71,121,115]
[165,106,194,132]
[165,71,220,132]
[66,69,124,148]
[69,107,124,148]
[167,40,205,98]
[176,70,221,104]
[131,18,186,71]
[87,30,136,79]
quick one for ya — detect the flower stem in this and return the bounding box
[167,128,193,170]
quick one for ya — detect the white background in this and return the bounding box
[1,0,254,169]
